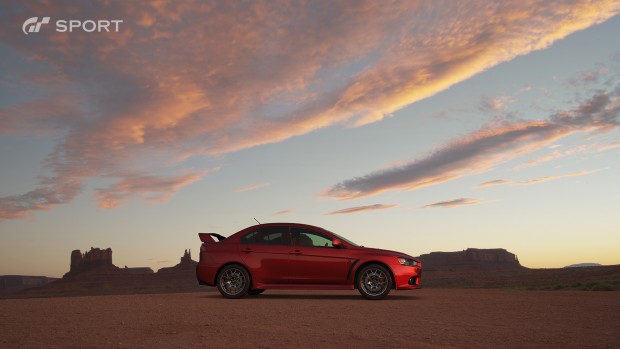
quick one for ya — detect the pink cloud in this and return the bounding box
[517,170,598,186]
[323,88,620,199]
[477,180,512,188]
[327,204,398,215]
[423,198,482,209]
[598,141,620,152]
[94,171,208,209]
[1,1,619,219]
[234,183,270,193]
[515,144,593,169]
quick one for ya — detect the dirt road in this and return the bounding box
[1,289,618,348]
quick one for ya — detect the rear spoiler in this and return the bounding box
[199,232,227,243]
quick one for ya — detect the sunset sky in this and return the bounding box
[1,1,619,277]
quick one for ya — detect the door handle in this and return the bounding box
[242,247,253,253]
[289,249,301,255]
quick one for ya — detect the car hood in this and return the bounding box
[359,247,417,260]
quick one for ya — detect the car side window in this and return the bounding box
[291,228,333,248]
[241,227,290,245]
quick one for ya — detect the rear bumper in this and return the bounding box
[392,265,422,290]
[196,264,217,287]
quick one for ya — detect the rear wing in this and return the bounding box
[198,232,227,243]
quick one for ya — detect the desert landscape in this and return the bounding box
[1,247,619,348]
[2,289,619,348]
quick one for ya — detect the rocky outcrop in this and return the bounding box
[418,248,522,269]
[64,247,120,277]
[157,249,197,274]
[124,267,154,274]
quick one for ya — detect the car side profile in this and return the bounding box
[196,222,422,299]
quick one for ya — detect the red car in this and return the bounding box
[196,222,422,299]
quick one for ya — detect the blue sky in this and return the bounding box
[1,1,619,277]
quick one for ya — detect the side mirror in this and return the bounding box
[332,239,343,248]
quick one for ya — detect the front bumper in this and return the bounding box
[392,264,422,290]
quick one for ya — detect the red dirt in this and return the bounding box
[1,288,618,348]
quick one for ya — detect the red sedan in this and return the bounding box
[196,222,421,299]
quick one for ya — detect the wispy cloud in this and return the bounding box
[477,170,598,189]
[517,170,598,185]
[516,145,593,169]
[477,179,512,188]
[93,171,207,208]
[1,1,619,220]
[599,141,620,152]
[234,183,270,193]
[272,209,293,216]
[422,198,482,209]
[567,66,609,86]
[323,87,620,199]
[327,204,398,215]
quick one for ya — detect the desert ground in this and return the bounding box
[1,288,618,348]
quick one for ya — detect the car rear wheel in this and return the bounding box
[248,289,265,296]
[357,264,392,300]
[217,264,250,298]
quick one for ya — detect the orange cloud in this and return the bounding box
[94,171,207,209]
[327,204,398,215]
[423,198,481,209]
[1,1,619,219]
[598,141,620,152]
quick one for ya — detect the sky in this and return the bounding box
[1,1,619,277]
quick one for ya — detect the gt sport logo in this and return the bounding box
[22,16,123,35]
[22,17,50,34]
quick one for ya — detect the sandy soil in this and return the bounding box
[1,288,618,348]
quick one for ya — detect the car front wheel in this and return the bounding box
[357,264,392,300]
[217,264,250,298]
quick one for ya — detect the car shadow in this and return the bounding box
[199,293,420,301]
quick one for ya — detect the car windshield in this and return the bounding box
[328,230,359,247]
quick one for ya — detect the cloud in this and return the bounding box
[94,171,208,208]
[0,179,81,220]
[327,204,398,215]
[515,144,593,169]
[517,170,598,185]
[234,183,270,193]
[567,66,609,87]
[477,170,598,190]
[324,87,620,199]
[598,141,620,152]
[1,1,619,220]
[422,198,482,209]
[477,179,512,188]
[272,209,292,216]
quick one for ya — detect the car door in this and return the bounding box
[238,226,292,284]
[288,227,351,284]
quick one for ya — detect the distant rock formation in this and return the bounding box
[418,248,522,269]
[0,275,58,294]
[565,263,601,268]
[124,267,154,274]
[157,249,197,274]
[64,247,120,277]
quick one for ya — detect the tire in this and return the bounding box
[216,264,251,298]
[248,289,265,296]
[357,264,392,300]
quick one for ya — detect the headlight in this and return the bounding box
[397,257,418,266]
